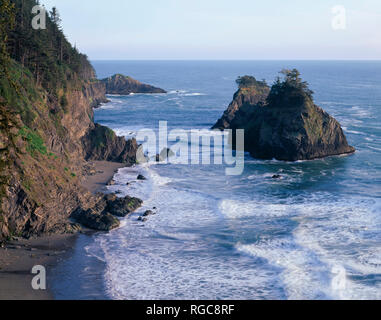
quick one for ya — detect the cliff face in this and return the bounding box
[101,74,166,95]
[0,0,139,240]
[213,71,355,161]
[0,64,138,240]
[83,124,138,164]
[0,69,94,238]
[84,81,109,108]
[213,78,270,130]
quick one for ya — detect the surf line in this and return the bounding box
[136,121,245,176]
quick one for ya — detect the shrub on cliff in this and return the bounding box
[236,75,267,89]
[267,69,314,107]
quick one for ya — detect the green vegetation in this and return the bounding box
[60,94,68,109]
[267,69,314,107]
[90,124,116,149]
[18,126,47,156]
[22,178,31,191]
[236,76,267,89]
[0,0,15,82]
[6,0,95,96]
[0,0,107,238]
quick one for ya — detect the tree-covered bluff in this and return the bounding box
[0,0,140,240]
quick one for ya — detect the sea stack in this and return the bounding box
[213,70,355,161]
[101,74,167,95]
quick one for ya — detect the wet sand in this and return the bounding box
[0,161,125,300]
[0,234,77,300]
[81,161,126,193]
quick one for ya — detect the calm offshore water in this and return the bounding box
[51,61,381,300]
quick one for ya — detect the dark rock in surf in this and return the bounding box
[143,210,156,217]
[106,195,143,217]
[156,148,175,162]
[71,207,120,231]
[71,193,142,230]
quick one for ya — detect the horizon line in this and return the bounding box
[90,59,381,62]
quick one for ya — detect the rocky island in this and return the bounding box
[101,74,167,95]
[213,70,355,161]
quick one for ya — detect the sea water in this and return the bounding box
[51,61,381,300]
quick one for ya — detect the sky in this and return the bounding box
[40,0,381,60]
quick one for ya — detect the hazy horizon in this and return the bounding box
[41,0,381,60]
[90,59,381,61]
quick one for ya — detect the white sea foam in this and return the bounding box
[148,169,173,186]
[292,198,381,299]
[87,70,381,300]
[88,152,381,300]
[183,93,206,96]
[230,196,381,300]
[112,127,142,138]
[219,199,290,219]
[97,102,122,110]
[345,130,366,136]
[236,240,331,300]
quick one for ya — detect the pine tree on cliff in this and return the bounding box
[268,69,314,106]
[49,7,64,61]
[0,0,15,81]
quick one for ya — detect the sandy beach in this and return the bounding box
[0,234,77,300]
[82,161,126,194]
[0,161,125,300]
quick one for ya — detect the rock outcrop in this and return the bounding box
[213,71,355,161]
[84,81,110,108]
[71,208,120,232]
[0,0,141,240]
[101,74,167,95]
[71,193,142,230]
[82,124,138,164]
[104,193,143,217]
[213,76,270,130]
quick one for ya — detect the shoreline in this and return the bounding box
[0,161,126,300]
[82,160,127,194]
[0,234,77,300]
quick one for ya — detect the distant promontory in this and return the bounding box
[213,70,355,161]
[101,74,167,95]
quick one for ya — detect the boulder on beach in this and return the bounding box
[71,208,120,231]
[106,195,143,217]
[71,193,143,230]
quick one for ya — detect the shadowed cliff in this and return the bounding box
[0,0,140,240]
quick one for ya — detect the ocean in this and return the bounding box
[51,61,381,300]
